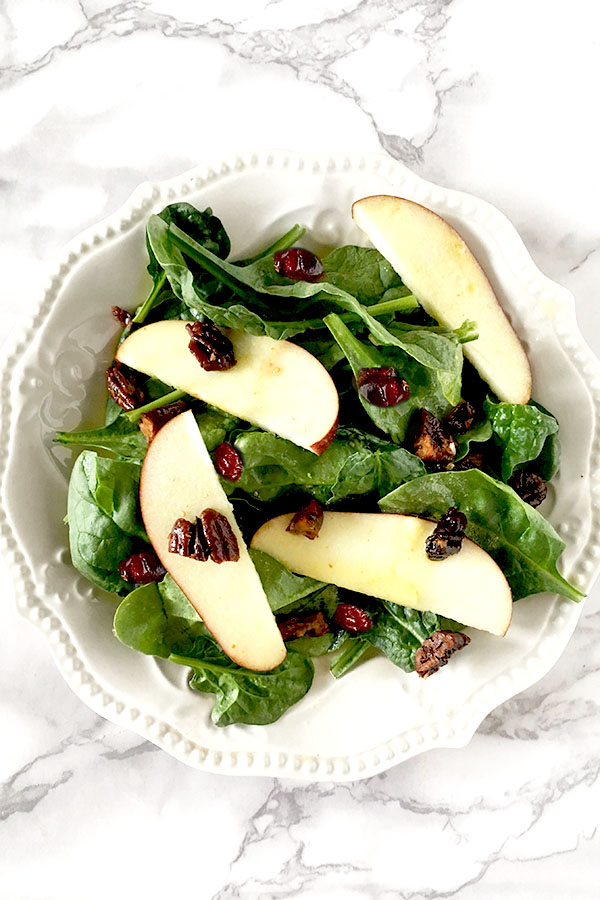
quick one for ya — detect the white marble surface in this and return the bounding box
[1,1,600,897]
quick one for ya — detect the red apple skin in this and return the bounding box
[310,416,338,455]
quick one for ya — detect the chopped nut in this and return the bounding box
[186,321,236,371]
[106,362,146,411]
[168,517,198,558]
[425,507,467,560]
[138,400,188,443]
[415,630,471,678]
[413,409,457,464]
[286,499,324,540]
[509,470,547,508]
[277,611,329,641]
[444,401,476,435]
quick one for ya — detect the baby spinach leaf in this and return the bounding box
[454,418,493,461]
[530,400,562,481]
[321,246,410,304]
[324,313,452,441]
[232,427,424,504]
[330,639,371,678]
[56,417,148,460]
[484,399,559,481]
[365,602,439,672]
[379,470,583,601]
[180,650,314,727]
[67,451,145,595]
[249,549,329,613]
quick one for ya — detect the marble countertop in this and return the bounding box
[2,2,600,897]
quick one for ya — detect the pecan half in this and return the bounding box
[443,401,475,435]
[286,499,324,540]
[509,470,547,508]
[425,507,468,561]
[413,409,457,464]
[277,611,329,641]
[186,321,236,371]
[168,511,239,563]
[138,400,188,443]
[200,508,240,563]
[106,362,145,411]
[415,630,471,678]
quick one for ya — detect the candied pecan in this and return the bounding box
[118,551,166,584]
[509,470,547,508]
[415,630,471,678]
[199,508,240,563]
[186,321,236,371]
[273,248,324,282]
[213,442,243,481]
[168,517,198,558]
[106,362,146,411]
[444,401,475,435]
[425,507,468,560]
[356,367,410,407]
[413,409,457,464]
[286,499,324,540]
[112,305,132,329]
[138,400,188,443]
[453,452,484,472]
[277,611,329,642]
[333,603,373,634]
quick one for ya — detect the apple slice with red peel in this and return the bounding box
[251,511,512,636]
[140,409,286,671]
[117,321,338,454]
[352,195,532,405]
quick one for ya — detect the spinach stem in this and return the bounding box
[237,224,306,266]
[125,389,187,423]
[329,638,369,679]
[133,271,167,324]
[169,653,241,675]
[167,225,251,299]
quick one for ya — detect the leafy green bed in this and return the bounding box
[56,202,580,726]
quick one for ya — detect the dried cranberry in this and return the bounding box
[112,306,132,329]
[509,471,547,508]
[444,401,475,435]
[415,630,471,678]
[286,499,324,540]
[213,442,243,481]
[106,362,146,411]
[138,400,188,443]
[356,367,410,407]
[425,507,467,560]
[118,551,166,584]
[333,603,373,634]
[273,248,324,282]
[277,611,329,642]
[186,321,236,371]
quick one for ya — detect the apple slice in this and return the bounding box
[352,195,532,405]
[117,321,338,454]
[251,511,512,636]
[140,409,286,671]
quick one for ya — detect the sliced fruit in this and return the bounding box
[251,511,512,636]
[139,409,286,671]
[352,195,532,405]
[117,321,338,454]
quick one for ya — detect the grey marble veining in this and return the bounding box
[1,1,600,897]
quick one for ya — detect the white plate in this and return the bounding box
[1,150,599,782]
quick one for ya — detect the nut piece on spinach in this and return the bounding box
[415,629,471,678]
[443,401,475,435]
[413,409,457,464]
[286,499,324,540]
[509,470,547,508]
[277,611,329,641]
[186,321,236,371]
[106,362,146,411]
[168,510,239,563]
[425,507,467,560]
[138,400,188,443]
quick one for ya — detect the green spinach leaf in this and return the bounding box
[484,399,559,481]
[56,416,148,460]
[379,469,582,601]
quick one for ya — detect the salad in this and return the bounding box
[56,196,582,727]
